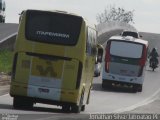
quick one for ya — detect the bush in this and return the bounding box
[0,50,13,74]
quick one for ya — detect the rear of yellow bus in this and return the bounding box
[10,10,94,113]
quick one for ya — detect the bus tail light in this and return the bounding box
[105,62,110,73]
[105,42,111,73]
[138,46,147,76]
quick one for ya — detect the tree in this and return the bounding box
[96,5,134,24]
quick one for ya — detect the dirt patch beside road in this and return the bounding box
[0,73,10,95]
[0,72,11,86]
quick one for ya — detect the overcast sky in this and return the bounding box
[5,0,160,34]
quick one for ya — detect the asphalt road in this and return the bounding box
[0,24,160,120]
[0,66,159,120]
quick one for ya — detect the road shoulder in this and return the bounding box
[0,85,10,96]
[125,93,160,114]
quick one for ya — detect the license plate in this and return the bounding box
[120,69,128,74]
[38,88,49,93]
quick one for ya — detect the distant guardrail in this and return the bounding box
[0,22,136,50]
[96,22,137,44]
[0,32,17,50]
[0,23,18,50]
[97,22,137,36]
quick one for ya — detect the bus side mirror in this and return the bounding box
[3,7,5,11]
[92,47,97,56]
[97,55,102,63]
[97,49,103,63]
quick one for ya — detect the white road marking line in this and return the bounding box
[113,87,160,113]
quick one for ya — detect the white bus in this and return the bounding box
[102,36,148,92]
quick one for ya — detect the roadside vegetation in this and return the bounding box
[0,50,13,74]
[96,5,134,24]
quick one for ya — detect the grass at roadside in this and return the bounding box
[0,50,13,74]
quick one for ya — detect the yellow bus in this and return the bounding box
[10,9,101,113]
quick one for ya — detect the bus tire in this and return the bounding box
[62,105,71,112]
[137,85,142,92]
[71,104,81,113]
[152,68,155,71]
[81,105,85,111]
[132,85,138,93]
[2,19,5,23]
[71,93,84,113]
[133,84,142,92]
[13,97,33,109]
[102,81,106,88]
[102,81,111,89]
[13,97,22,109]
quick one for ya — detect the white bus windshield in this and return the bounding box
[110,41,143,59]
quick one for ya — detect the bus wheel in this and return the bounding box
[71,104,81,113]
[132,85,137,93]
[13,97,33,109]
[71,93,84,113]
[102,81,111,89]
[62,105,71,112]
[2,19,5,23]
[133,84,142,92]
[13,97,22,109]
[137,85,142,92]
[81,105,85,111]
[152,68,155,71]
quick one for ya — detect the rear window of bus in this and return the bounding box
[25,10,82,45]
[110,40,143,59]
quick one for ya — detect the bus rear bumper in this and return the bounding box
[10,82,79,106]
[102,79,142,87]
[102,72,144,85]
